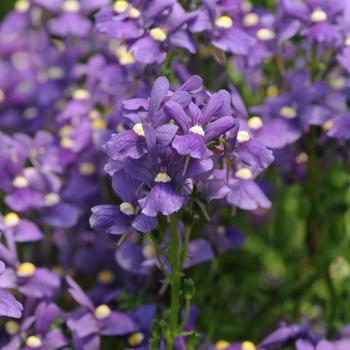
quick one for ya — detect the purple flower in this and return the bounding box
[190,0,256,55]
[124,146,212,217]
[66,276,138,348]
[206,168,271,211]
[165,92,237,160]
[281,0,346,45]
[96,1,196,64]
[90,170,158,234]
[0,261,22,319]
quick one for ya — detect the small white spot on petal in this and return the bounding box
[13,175,29,188]
[25,336,42,348]
[150,27,167,41]
[94,304,111,319]
[235,167,253,180]
[132,123,145,136]
[120,202,135,216]
[189,125,205,136]
[154,172,171,183]
[243,13,259,27]
[17,262,36,277]
[248,116,263,130]
[215,16,233,29]
[237,130,250,143]
[63,0,80,12]
[256,28,276,41]
[310,8,327,23]
[280,106,297,119]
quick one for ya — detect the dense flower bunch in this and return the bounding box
[0,0,348,350]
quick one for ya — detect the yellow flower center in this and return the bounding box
[296,152,308,164]
[15,0,30,12]
[243,13,259,27]
[189,125,205,136]
[4,212,20,226]
[59,125,73,137]
[280,106,297,119]
[13,175,29,188]
[63,0,80,12]
[129,7,140,18]
[92,118,107,129]
[235,167,253,180]
[89,110,101,120]
[26,336,42,348]
[79,162,96,175]
[322,119,334,131]
[17,262,36,277]
[116,46,135,65]
[128,332,145,346]
[113,0,129,13]
[72,88,90,100]
[256,28,276,41]
[120,202,135,216]
[142,244,156,258]
[5,320,19,335]
[345,36,350,46]
[237,130,250,143]
[150,27,167,42]
[94,304,112,319]
[266,85,279,97]
[0,89,5,103]
[44,193,60,206]
[215,16,233,29]
[154,172,171,183]
[330,77,346,90]
[242,341,256,350]
[247,116,263,130]
[215,340,230,350]
[132,123,145,136]
[97,270,115,284]
[47,66,64,79]
[310,8,327,23]
[60,137,75,149]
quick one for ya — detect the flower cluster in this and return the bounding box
[0,0,348,349]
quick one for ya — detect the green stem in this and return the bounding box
[149,231,169,280]
[181,224,192,266]
[167,213,182,350]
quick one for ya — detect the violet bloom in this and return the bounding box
[124,146,212,217]
[295,339,336,350]
[206,167,271,211]
[0,261,60,299]
[0,212,43,242]
[0,260,22,319]
[164,93,237,160]
[281,0,346,45]
[46,0,110,38]
[17,302,67,350]
[90,169,158,234]
[249,69,329,149]
[259,321,310,348]
[66,276,137,349]
[189,0,256,55]
[104,76,179,163]
[96,0,196,64]
[326,113,350,141]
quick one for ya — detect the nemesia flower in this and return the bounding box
[0,260,23,319]
[189,0,256,55]
[66,276,138,349]
[95,0,196,64]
